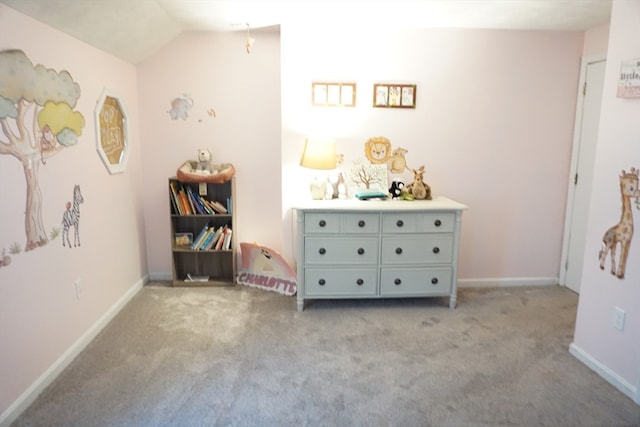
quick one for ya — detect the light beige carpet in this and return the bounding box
[13,284,640,426]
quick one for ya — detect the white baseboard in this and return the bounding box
[569,342,639,405]
[155,273,558,289]
[0,276,148,427]
[149,271,172,281]
[457,277,558,288]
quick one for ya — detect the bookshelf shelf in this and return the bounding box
[169,177,236,287]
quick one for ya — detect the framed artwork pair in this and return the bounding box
[311,82,417,108]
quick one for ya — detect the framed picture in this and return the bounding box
[312,82,356,107]
[174,232,193,249]
[373,84,416,108]
[347,162,389,197]
[94,87,130,174]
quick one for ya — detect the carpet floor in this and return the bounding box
[12,283,640,427]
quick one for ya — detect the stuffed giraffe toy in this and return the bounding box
[598,167,640,279]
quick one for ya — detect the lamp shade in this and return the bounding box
[300,138,337,170]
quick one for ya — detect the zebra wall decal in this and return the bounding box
[62,184,84,248]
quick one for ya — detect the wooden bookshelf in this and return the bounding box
[169,177,236,287]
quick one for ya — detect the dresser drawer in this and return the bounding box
[381,235,454,264]
[382,213,421,233]
[343,213,380,234]
[305,213,341,233]
[382,212,455,233]
[305,268,378,296]
[305,237,379,264]
[421,212,455,233]
[380,267,452,296]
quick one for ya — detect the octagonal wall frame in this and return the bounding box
[94,87,130,174]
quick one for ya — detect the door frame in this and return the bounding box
[559,53,607,288]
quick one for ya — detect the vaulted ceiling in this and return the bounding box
[1,0,613,64]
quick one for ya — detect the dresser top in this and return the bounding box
[294,196,467,212]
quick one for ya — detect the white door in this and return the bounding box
[560,55,606,293]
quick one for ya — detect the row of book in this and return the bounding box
[192,224,233,251]
[169,181,229,215]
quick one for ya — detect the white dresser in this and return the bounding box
[294,197,466,311]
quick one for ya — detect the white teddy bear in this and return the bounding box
[195,148,214,175]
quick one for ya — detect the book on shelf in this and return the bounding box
[222,228,233,250]
[208,200,228,214]
[191,223,211,249]
[188,186,213,215]
[169,181,184,215]
[214,226,227,250]
[185,187,197,214]
[198,195,215,214]
[202,227,223,250]
[185,186,200,214]
[169,188,179,214]
[178,188,192,215]
[185,274,209,282]
[201,199,217,214]
[199,226,219,250]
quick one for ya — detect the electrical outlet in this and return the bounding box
[74,279,83,299]
[613,307,625,331]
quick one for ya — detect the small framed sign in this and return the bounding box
[174,232,193,249]
[617,58,640,98]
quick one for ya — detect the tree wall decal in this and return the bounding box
[0,49,85,251]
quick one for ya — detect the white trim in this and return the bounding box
[0,276,147,427]
[149,271,172,281]
[569,342,639,405]
[457,277,558,288]
[559,52,607,288]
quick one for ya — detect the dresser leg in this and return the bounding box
[297,299,304,312]
[449,295,457,309]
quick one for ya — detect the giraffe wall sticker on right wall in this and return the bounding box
[598,167,640,279]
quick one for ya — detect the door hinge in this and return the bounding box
[583,82,587,96]
[574,173,579,185]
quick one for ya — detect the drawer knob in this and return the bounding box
[319,220,326,227]
[357,248,365,255]
[356,278,364,286]
[431,277,439,285]
[319,248,326,255]
[319,279,326,286]
[394,278,402,285]
[358,220,366,227]
[434,219,442,227]
[396,220,404,227]
[395,247,403,255]
[432,247,440,254]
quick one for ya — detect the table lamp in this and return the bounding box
[299,138,337,200]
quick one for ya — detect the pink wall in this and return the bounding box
[281,26,584,283]
[137,30,282,279]
[3,1,631,422]
[572,0,640,400]
[0,4,147,419]
[138,26,586,287]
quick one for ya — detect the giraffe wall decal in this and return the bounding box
[598,167,640,279]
